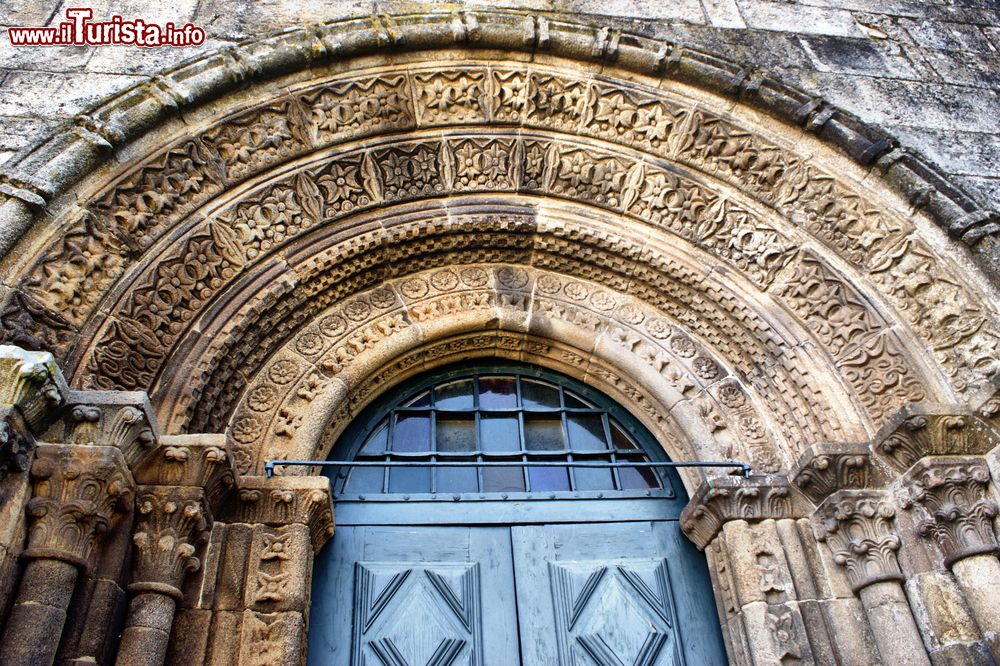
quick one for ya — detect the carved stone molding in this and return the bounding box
[897,458,999,566]
[134,434,236,512]
[874,404,1000,473]
[679,475,802,550]
[0,345,67,433]
[222,476,334,552]
[813,490,903,593]
[130,485,209,599]
[791,442,879,505]
[23,443,133,568]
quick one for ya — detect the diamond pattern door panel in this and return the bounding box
[512,522,726,666]
[308,526,520,666]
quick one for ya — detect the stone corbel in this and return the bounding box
[679,474,804,550]
[791,442,882,505]
[874,404,999,474]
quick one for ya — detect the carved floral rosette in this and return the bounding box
[813,490,903,593]
[898,458,999,566]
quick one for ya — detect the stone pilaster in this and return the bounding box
[814,490,931,665]
[0,443,132,666]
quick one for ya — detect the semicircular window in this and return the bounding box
[335,367,668,499]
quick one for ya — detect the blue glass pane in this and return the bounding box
[483,460,525,492]
[567,414,608,451]
[574,458,614,490]
[434,380,474,410]
[359,422,389,455]
[437,416,476,452]
[480,414,520,452]
[528,463,570,491]
[479,376,517,410]
[392,415,430,452]
[388,465,431,493]
[524,415,564,451]
[344,465,384,493]
[563,390,593,408]
[618,456,661,490]
[436,457,479,493]
[610,422,638,450]
[521,379,560,410]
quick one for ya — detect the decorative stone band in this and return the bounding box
[0,345,67,434]
[129,485,209,599]
[133,434,236,514]
[813,490,903,593]
[897,457,999,567]
[679,474,803,550]
[220,475,334,552]
[790,442,881,505]
[874,404,1000,474]
[23,443,133,569]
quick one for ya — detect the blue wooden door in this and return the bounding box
[512,521,726,666]
[308,525,520,665]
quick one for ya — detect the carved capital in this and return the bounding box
[24,443,133,568]
[130,485,209,598]
[813,490,903,593]
[223,476,334,552]
[0,345,68,433]
[874,404,999,473]
[897,458,999,566]
[134,434,236,512]
[791,442,879,504]
[680,475,802,550]
[58,391,159,469]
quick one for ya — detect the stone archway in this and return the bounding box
[0,10,998,666]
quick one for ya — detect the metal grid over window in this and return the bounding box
[339,371,664,497]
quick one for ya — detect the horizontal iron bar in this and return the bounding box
[264,459,751,478]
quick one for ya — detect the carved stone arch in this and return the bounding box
[0,11,999,666]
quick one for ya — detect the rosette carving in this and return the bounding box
[813,490,902,592]
[898,458,999,566]
[24,443,133,568]
[130,485,209,598]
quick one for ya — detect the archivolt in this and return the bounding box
[0,13,997,478]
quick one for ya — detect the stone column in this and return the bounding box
[0,443,132,666]
[115,485,209,666]
[814,490,931,666]
[899,458,1000,656]
[0,346,68,617]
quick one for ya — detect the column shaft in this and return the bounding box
[858,581,931,666]
[115,592,178,666]
[0,558,79,666]
[952,554,1000,652]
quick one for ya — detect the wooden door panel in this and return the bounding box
[512,522,726,666]
[308,526,520,666]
